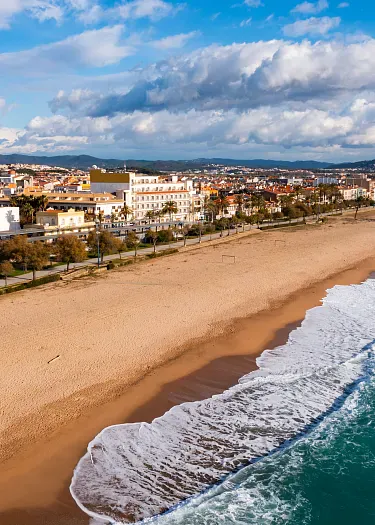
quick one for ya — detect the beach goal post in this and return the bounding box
[222,255,236,263]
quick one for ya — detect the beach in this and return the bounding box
[1,212,375,524]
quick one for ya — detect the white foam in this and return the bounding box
[70,279,375,524]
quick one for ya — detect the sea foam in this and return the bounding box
[70,279,375,524]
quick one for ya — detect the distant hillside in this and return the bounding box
[193,158,332,169]
[0,154,332,171]
[332,159,375,170]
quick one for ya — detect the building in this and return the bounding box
[29,209,95,236]
[90,169,199,222]
[90,169,133,197]
[36,209,85,228]
[338,186,367,201]
[0,206,20,232]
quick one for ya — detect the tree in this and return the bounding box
[125,231,140,257]
[3,235,31,270]
[234,194,244,213]
[0,261,13,286]
[33,195,49,212]
[55,235,87,270]
[87,230,117,262]
[162,201,178,221]
[120,205,132,222]
[181,224,190,246]
[205,200,217,222]
[214,196,230,217]
[113,237,126,259]
[144,210,155,224]
[9,194,49,225]
[293,185,303,202]
[354,196,366,220]
[27,242,50,280]
[146,230,159,253]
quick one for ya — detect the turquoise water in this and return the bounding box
[157,373,375,525]
[73,279,375,525]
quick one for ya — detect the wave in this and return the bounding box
[70,279,375,524]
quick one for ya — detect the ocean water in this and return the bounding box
[71,278,375,525]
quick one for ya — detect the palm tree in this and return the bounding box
[144,210,155,224]
[33,195,49,211]
[293,185,302,202]
[121,205,132,222]
[205,200,217,222]
[162,201,178,221]
[244,200,252,216]
[234,194,244,214]
[214,196,230,217]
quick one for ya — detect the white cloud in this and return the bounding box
[151,31,198,50]
[338,2,349,7]
[243,0,263,6]
[79,0,182,25]
[0,0,179,29]
[240,18,252,27]
[63,38,375,119]
[0,0,64,29]
[283,16,340,36]
[291,0,328,15]
[6,100,375,155]
[0,26,132,73]
[7,36,375,158]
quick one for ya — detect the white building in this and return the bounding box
[90,169,199,222]
[0,207,20,232]
[339,186,368,201]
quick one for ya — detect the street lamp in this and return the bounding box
[95,217,101,268]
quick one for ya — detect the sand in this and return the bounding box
[1,212,375,524]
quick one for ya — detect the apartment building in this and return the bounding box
[338,186,368,201]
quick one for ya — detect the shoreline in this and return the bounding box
[1,256,374,525]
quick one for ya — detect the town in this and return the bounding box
[0,160,374,286]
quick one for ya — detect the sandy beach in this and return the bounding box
[1,211,375,524]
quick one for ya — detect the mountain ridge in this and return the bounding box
[0,154,333,170]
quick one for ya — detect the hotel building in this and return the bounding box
[90,169,201,222]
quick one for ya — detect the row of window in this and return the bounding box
[135,186,185,192]
[135,203,190,211]
[134,194,189,202]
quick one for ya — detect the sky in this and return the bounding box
[0,0,375,161]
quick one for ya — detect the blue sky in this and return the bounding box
[0,0,375,161]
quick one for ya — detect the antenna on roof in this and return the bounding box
[124,161,126,172]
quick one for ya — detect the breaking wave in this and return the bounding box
[70,278,375,524]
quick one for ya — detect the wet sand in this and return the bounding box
[1,256,374,525]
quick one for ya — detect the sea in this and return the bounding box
[71,276,375,525]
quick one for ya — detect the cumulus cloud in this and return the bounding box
[283,16,340,36]
[291,0,328,15]
[7,98,375,155]
[151,31,198,50]
[52,39,375,118]
[7,36,375,157]
[0,26,132,73]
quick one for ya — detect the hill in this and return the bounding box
[0,154,332,171]
[332,159,375,170]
